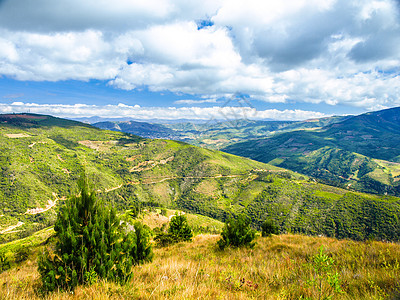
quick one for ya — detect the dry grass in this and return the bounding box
[0,234,399,299]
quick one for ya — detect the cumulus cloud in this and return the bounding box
[0,0,399,111]
[0,102,326,121]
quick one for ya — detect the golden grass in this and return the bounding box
[0,234,399,299]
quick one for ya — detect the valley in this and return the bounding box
[0,112,399,298]
[0,113,399,244]
[224,107,400,196]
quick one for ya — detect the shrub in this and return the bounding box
[0,252,10,273]
[154,213,193,247]
[168,213,193,242]
[37,175,152,292]
[15,247,31,264]
[307,246,343,299]
[154,232,179,247]
[131,222,153,264]
[261,219,279,237]
[218,214,256,250]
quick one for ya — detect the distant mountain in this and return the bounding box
[93,120,181,140]
[1,113,399,243]
[92,115,350,150]
[224,107,400,195]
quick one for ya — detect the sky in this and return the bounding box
[0,0,400,121]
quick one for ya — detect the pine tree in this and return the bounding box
[217,214,256,250]
[38,175,152,291]
[131,221,153,265]
[168,213,193,242]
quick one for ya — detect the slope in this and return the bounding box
[224,107,400,195]
[0,113,399,243]
[93,115,349,150]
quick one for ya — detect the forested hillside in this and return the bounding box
[224,107,400,195]
[0,113,399,243]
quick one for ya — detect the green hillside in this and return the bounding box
[0,113,399,243]
[224,107,400,195]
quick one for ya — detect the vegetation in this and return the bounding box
[261,219,279,237]
[0,233,400,299]
[168,213,193,242]
[224,107,400,196]
[218,214,256,250]
[37,176,152,291]
[94,115,349,150]
[154,213,193,247]
[308,246,343,300]
[1,113,400,244]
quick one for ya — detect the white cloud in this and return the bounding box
[174,98,218,105]
[0,102,327,121]
[0,0,399,111]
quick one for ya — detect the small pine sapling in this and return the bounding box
[218,214,256,250]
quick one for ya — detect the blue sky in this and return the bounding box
[0,0,399,121]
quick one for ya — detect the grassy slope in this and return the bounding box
[0,233,399,299]
[1,114,400,243]
[224,107,400,195]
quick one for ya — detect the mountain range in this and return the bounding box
[93,115,350,149]
[224,107,400,195]
[0,112,399,244]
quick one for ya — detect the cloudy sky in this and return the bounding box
[0,0,399,121]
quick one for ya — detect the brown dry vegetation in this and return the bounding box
[1,234,399,299]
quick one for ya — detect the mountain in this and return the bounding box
[92,115,350,150]
[93,120,181,140]
[0,113,399,243]
[224,107,400,195]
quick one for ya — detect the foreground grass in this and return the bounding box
[0,234,399,299]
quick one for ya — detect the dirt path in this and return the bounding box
[24,193,63,215]
[105,184,123,192]
[108,174,246,188]
[1,222,24,234]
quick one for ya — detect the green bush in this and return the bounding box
[306,246,343,299]
[154,232,179,247]
[217,214,256,250]
[168,213,193,242]
[0,252,10,273]
[15,247,31,264]
[37,175,153,292]
[131,222,153,264]
[261,219,279,237]
[154,213,193,247]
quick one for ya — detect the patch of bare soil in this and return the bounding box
[130,156,174,172]
[5,133,31,138]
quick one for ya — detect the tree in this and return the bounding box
[131,221,153,265]
[154,213,193,247]
[218,214,256,250]
[38,175,152,292]
[168,213,193,242]
[261,219,279,237]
